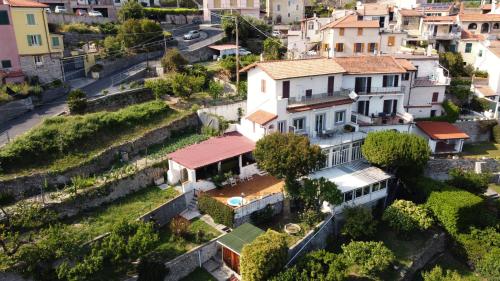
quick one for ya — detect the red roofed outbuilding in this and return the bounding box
[414,121,469,154]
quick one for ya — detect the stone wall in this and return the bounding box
[0,114,200,199]
[454,120,492,143]
[197,101,246,122]
[48,13,112,25]
[400,232,446,281]
[181,46,217,63]
[62,32,106,47]
[138,191,189,227]
[85,88,155,113]
[19,54,63,83]
[163,236,222,281]
[287,215,336,266]
[0,98,34,125]
[98,51,164,78]
[233,200,283,227]
[424,158,500,180]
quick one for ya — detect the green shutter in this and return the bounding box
[27,35,32,46]
[0,11,9,25]
[36,35,42,46]
[52,37,59,46]
[27,14,35,25]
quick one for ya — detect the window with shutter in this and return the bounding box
[261,79,266,93]
[0,11,9,25]
[388,36,395,46]
[27,35,32,46]
[357,28,363,35]
[27,14,35,25]
[339,28,344,36]
[51,36,60,47]
[336,43,344,52]
[432,92,439,102]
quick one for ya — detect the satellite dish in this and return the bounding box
[349,91,358,100]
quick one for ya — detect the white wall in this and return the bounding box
[458,40,480,66]
[474,42,500,94]
[405,85,445,118]
[324,27,381,57]
[197,101,247,121]
[246,68,278,115]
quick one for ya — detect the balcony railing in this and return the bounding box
[424,32,461,40]
[352,111,413,126]
[287,90,351,106]
[342,86,405,95]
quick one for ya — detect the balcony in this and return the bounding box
[342,86,405,95]
[352,111,413,126]
[287,90,352,108]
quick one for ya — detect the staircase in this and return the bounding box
[180,191,201,220]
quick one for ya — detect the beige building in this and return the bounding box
[266,0,305,24]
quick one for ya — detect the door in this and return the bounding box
[366,77,372,93]
[315,114,325,133]
[282,81,290,99]
[433,25,437,36]
[306,89,312,97]
[379,16,385,28]
[392,99,398,114]
[357,100,370,116]
[327,76,335,96]
[354,77,367,93]
[383,100,392,114]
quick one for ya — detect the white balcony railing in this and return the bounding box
[287,90,351,106]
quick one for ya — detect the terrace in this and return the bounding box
[287,90,352,107]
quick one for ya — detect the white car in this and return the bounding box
[88,10,103,17]
[239,48,251,56]
[272,30,281,37]
[54,6,66,13]
[183,30,200,40]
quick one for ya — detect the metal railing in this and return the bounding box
[111,63,146,86]
[287,90,351,106]
[342,86,405,95]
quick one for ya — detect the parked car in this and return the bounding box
[192,17,202,24]
[272,30,281,37]
[239,47,251,56]
[183,30,200,40]
[54,6,67,13]
[88,10,103,17]
[44,8,51,13]
[75,9,87,16]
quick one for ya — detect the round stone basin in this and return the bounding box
[284,223,301,235]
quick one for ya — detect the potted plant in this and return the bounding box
[344,124,355,133]
[89,64,103,79]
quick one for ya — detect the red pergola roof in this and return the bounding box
[416,121,470,140]
[168,132,255,169]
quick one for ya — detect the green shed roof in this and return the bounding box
[217,223,264,255]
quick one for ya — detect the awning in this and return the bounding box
[309,161,391,193]
[217,223,264,255]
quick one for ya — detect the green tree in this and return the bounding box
[208,80,224,100]
[240,230,288,281]
[447,168,490,194]
[161,48,188,73]
[254,133,325,196]
[263,38,285,60]
[67,89,87,114]
[421,266,468,281]
[300,177,342,210]
[103,36,122,56]
[362,130,430,179]
[439,52,467,77]
[341,206,377,240]
[118,19,163,49]
[341,241,395,279]
[144,78,172,99]
[296,250,346,281]
[118,0,145,22]
[382,200,433,234]
[170,73,204,99]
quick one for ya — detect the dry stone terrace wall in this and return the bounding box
[454,121,492,143]
[0,114,200,199]
[424,158,500,180]
[138,191,190,227]
[84,88,155,113]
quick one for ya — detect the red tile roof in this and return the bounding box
[334,56,407,74]
[461,30,485,41]
[320,14,379,30]
[168,132,255,169]
[459,13,500,22]
[6,0,47,8]
[398,9,424,17]
[246,110,277,125]
[416,121,469,140]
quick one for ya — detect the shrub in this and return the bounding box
[418,100,460,123]
[447,168,490,194]
[169,216,190,237]
[208,80,224,100]
[144,78,172,99]
[137,252,169,281]
[67,89,87,114]
[197,194,234,227]
[477,247,500,280]
[103,35,122,55]
[470,96,492,113]
[299,208,322,227]
[382,200,433,234]
[426,187,488,235]
[250,204,275,225]
[421,266,468,281]
[144,7,200,20]
[341,206,377,240]
[474,70,488,78]
[456,227,500,267]
[118,0,144,22]
[161,49,187,73]
[493,124,500,143]
[341,241,395,278]
[170,73,205,99]
[240,230,288,281]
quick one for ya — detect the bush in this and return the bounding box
[240,230,288,281]
[161,49,187,73]
[118,0,144,22]
[421,266,468,281]
[447,168,490,194]
[474,70,488,78]
[0,101,171,172]
[493,124,500,143]
[103,36,122,56]
[197,194,234,227]
[250,204,275,225]
[477,247,500,280]
[67,89,87,114]
[144,7,200,20]
[341,206,377,240]
[144,78,172,99]
[470,96,492,112]
[456,227,500,268]
[382,200,433,234]
[406,177,449,203]
[341,241,395,278]
[418,100,460,123]
[426,187,488,235]
[117,19,163,49]
[170,73,205,99]
[208,80,224,100]
[137,252,169,281]
[299,208,322,227]
[60,23,99,34]
[169,216,190,237]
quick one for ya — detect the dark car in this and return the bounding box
[192,17,202,24]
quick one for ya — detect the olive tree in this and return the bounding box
[341,241,395,279]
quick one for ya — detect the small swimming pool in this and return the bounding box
[227,196,243,207]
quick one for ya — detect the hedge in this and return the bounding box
[0,101,171,172]
[197,193,234,227]
[447,168,491,194]
[493,124,500,143]
[456,227,500,268]
[416,100,459,123]
[425,187,489,235]
[144,7,201,18]
[407,177,448,204]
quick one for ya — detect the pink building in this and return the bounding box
[0,0,23,83]
[203,0,260,23]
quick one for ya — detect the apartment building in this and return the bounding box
[3,0,63,83]
[287,15,331,58]
[420,15,460,52]
[203,0,260,23]
[0,0,24,83]
[457,13,500,65]
[472,40,500,118]
[266,0,305,24]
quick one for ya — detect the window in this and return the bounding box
[372,182,381,192]
[368,43,377,53]
[468,23,477,30]
[478,50,483,57]
[277,4,280,11]
[293,117,305,131]
[0,11,9,25]
[296,4,298,10]
[277,120,287,133]
[403,19,409,26]
[354,43,363,53]
[27,34,42,46]
[465,43,472,53]
[383,99,398,114]
[51,36,60,47]
[344,191,353,202]
[26,14,35,25]
[282,80,290,98]
[34,55,43,65]
[355,188,363,198]
[357,27,363,35]
[1,60,12,68]
[288,13,290,17]
[430,110,437,117]
[287,0,290,6]
[402,73,410,80]
[260,79,266,93]
[387,36,395,46]
[305,89,312,97]
[339,27,344,36]
[335,43,344,52]
[335,110,345,124]
[357,100,370,116]
[432,92,439,102]
[494,23,499,29]
[308,21,314,30]
[362,186,370,196]
[383,75,399,87]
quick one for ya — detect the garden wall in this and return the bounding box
[400,232,446,281]
[287,215,336,266]
[454,120,492,143]
[162,236,222,281]
[233,195,284,227]
[61,32,106,47]
[181,46,217,63]
[0,114,200,199]
[424,158,500,180]
[0,98,34,124]
[98,50,164,78]
[85,88,155,113]
[197,101,246,122]
[138,190,190,227]
[48,13,112,25]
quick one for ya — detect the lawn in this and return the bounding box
[180,267,217,281]
[489,183,500,194]
[462,142,500,159]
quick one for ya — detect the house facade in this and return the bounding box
[472,40,500,118]
[414,121,469,154]
[202,0,260,23]
[0,0,24,83]
[265,0,304,24]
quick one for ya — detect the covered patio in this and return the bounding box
[414,121,470,154]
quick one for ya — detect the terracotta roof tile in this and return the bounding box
[416,121,469,140]
[358,4,389,16]
[398,9,424,17]
[395,59,417,71]
[334,56,407,74]
[168,132,255,170]
[6,0,47,8]
[423,15,456,22]
[461,30,485,41]
[320,14,379,30]
[240,58,345,80]
[459,13,500,22]
[246,110,277,125]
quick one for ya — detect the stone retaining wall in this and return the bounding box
[85,88,154,113]
[48,13,112,25]
[400,232,446,281]
[0,114,200,199]
[138,191,189,227]
[425,158,500,180]
[98,51,164,78]
[233,200,283,227]
[61,32,106,47]
[454,120,493,143]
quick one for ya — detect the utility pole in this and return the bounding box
[235,16,240,89]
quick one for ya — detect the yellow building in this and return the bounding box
[6,0,64,83]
